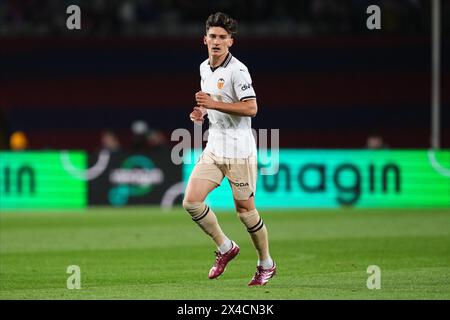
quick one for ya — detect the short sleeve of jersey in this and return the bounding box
[232,67,256,101]
[199,64,204,91]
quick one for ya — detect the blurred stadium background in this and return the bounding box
[1,0,449,152]
[0,0,449,300]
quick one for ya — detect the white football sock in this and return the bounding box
[258,257,274,269]
[218,238,233,254]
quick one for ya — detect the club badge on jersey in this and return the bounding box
[217,78,225,89]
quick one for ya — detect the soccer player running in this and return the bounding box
[183,12,276,286]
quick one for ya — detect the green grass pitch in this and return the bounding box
[1,207,449,299]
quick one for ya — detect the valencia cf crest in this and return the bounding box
[217,78,225,89]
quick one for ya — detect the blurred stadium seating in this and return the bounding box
[0,0,449,151]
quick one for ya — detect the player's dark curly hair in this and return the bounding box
[205,12,238,37]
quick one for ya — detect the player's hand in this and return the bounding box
[190,106,205,124]
[195,91,216,109]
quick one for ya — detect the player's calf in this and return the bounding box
[182,201,226,245]
[238,209,271,262]
[183,201,239,279]
[238,209,264,234]
[238,209,276,284]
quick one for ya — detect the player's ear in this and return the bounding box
[203,35,207,45]
[228,37,234,48]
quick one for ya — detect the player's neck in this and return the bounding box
[209,52,229,68]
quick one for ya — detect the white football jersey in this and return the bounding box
[200,53,257,158]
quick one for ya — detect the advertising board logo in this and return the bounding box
[2,165,35,196]
[183,150,450,209]
[108,155,164,206]
[261,162,401,205]
[1,152,87,210]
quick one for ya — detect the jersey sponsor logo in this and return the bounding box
[232,182,249,187]
[241,83,252,91]
[217,78,225,89]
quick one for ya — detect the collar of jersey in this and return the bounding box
[208,53,232,72]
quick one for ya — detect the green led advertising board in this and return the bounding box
[0,152,87,209]
[183,149,450,208]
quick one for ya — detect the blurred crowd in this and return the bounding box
[0,0,437,37]
[3,115,170,153]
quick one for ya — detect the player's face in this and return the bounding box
[204,27,233,58]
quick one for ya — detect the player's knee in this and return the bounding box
[238,209,264,233]
[237,208,258,222]
[182,201,209,220]
[234,198,255,213]
[234,203,248,213]
[182,200,201,214]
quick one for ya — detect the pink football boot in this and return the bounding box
[248,262,276,286]
[208,242,240,279]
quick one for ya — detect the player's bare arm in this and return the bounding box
[195,91,257,117]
